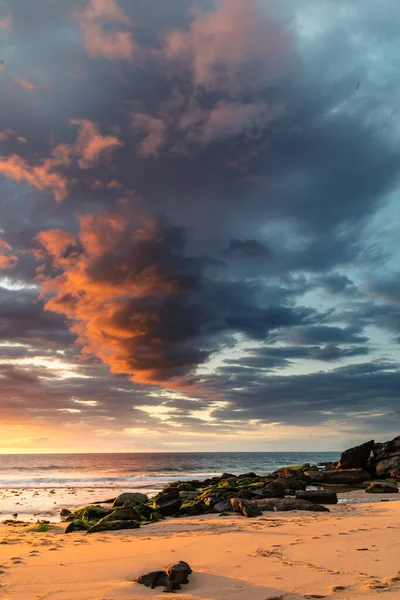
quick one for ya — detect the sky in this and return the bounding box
[0,0,399,453]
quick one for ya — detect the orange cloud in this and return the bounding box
[0,237,18,269]
[0,120,122,202]
[70,118,123,168]
[0,153,69,203]
[36,211,207,387]
[73,0,135,61]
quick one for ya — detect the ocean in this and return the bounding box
[0,452,339,522]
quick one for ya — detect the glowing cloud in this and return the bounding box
[73,0,135,61]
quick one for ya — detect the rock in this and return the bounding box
[66,505,112,522]
[373,436,400,478]
[365,481,399,494]
[229,497,262,517]
[241,502,262,517]
[179,490,200,501]
[112,492,148,507]
[272,465,310,478]
[285,476,307,491]
[99,506,142,522]
[254,498,330,512]
[65,520,89,533]
[164,561,193,592]
[133,503,164,521]
[308,468,370,484]
[295,490,338,504]
[271,499,330,512]
[152,490,182,516]
[337,440,375,470]
[261,479,287,497]
[134,561,192,593]
[176,483,196,492]
[213,500,232,513]
[134,570,167,589]
[87,519,140,533]
[238,472,259,479]
[60,508,72,518]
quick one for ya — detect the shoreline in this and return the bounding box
[1,498,399,599]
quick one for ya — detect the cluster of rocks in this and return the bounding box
[61,435,399,534]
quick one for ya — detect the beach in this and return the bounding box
[0,498,399,600]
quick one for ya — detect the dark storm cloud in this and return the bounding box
[211,361,400,428]
[0,0,399,441]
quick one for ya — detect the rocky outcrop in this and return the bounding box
[134,561,192,593]
[308,468,370,485]
[365,481,399,494]
[295,490,338,504]
[337,440,374,470]
[372,436,400,478]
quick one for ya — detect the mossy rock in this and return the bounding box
[113,493,148,507]
[60,508,72,518]
[82,506,113,522]
[65,520,90,534]
[176,482,196,491]
[87,519,140,534]
[99,506,142,522]
[179,491,198,501]
[217,478,237,488]
[286,463,310,471]
[180,501,210,516]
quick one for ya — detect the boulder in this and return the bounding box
[337,440,374,470]
[373,436,400,478]
[65,519,90,533]
[213,500,232,513]
[66,505,112,522]
[254,498,330,512]
[365,481,399,494]
[295,490,338,504]
[269,498,330,512]
[230,497,262,517]
[60,508,72,518]
[260,479,287,498]
[134,561,192,593]
[113,492,148,507]
[152,489,182,516]
[308,468,370,484]
[99,506,142,522]
[87,519,140,533]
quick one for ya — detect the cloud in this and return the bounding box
[163,0,290,92]
[132,114,167,157]
[0,237,18,269]
[0,120,122,201]
[73,0,136,61]
[35,208,318,386]
[70,118,123,168]
[225,238,271,258]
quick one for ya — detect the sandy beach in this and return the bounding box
[0,498,399,600]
